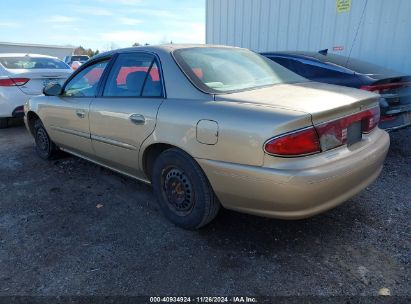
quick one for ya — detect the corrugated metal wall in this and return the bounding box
[0,43,74,59]
[206,0,411,74]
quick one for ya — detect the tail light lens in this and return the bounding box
[361,106,380,133]
[360,82,411,93]
[264,127,321,156]
[0,78,30,86]
[380,115,396,122]
[265,106,380,157]
[315,106,380,151]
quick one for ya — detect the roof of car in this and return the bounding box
[91,44,242,60]
[261,51,405,77]
[0,53,59,58]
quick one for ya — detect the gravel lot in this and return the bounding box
[0,124,410,298]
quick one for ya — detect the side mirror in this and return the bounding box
[43,83,62,96]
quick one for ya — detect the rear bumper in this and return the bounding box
[379,111,411,132]
[197,129,390,219]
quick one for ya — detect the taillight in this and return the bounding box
[315,106,380,151]
[361,106,380,133]
[264,127,321,157]
[0,78,30,86]
[360,82,411,93]
[265,106,380,157]
[380,115,396,122]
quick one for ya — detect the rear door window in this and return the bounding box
[103,53,163,98]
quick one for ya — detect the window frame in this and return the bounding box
[61,56,112,98]
[98,51,166,99]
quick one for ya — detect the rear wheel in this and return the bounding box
[152,148,220,229]
[0,118,8,129]
[34,119,57,160]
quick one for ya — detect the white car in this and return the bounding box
[0,53,72,128]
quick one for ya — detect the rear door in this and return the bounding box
[46,58,110,157]
[89,52,165,178]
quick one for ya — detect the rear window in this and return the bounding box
[0,57,69,69]
[173,47,306,94]
[312,53,400,76]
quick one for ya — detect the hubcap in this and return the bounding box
[163,167,194,215]
[36,128,49,152]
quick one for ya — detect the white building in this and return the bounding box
[0,41,74,60]
[206,0,411,74]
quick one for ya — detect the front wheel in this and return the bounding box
[152,148,221,229]
[34,119,57,160]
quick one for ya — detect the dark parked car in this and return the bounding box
[261,50,411,131]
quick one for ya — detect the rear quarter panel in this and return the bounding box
[140,98,312,167]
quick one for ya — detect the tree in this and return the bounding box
[132,42,141,47]
[74,46,100,58]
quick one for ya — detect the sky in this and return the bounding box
[0,0,205,51]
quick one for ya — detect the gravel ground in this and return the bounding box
[0,125,410,298]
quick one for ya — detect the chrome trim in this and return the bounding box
[50,125,90,139]
[91,134,137,150]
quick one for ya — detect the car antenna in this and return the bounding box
[318,49,328,55]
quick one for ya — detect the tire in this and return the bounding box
[0,118,8,129]
[152,148,221,229]
[34,119,57,160]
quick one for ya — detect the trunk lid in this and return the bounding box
[215,82,380,125]
[6,68,72,95]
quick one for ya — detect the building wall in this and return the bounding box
[206,0,411,74]
[0,42,74,60]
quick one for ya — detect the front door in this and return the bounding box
[89,52,165,178]
[46,59,110,157]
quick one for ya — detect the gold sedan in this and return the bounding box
[24,45,390,229]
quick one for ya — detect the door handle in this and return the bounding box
[129,114,145,125]
[75,110,86,118]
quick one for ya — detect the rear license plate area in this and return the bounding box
[347,121,362,146]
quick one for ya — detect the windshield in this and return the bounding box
[0,57,70,69]
[173,47,306,93]
[70,56,89,62]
